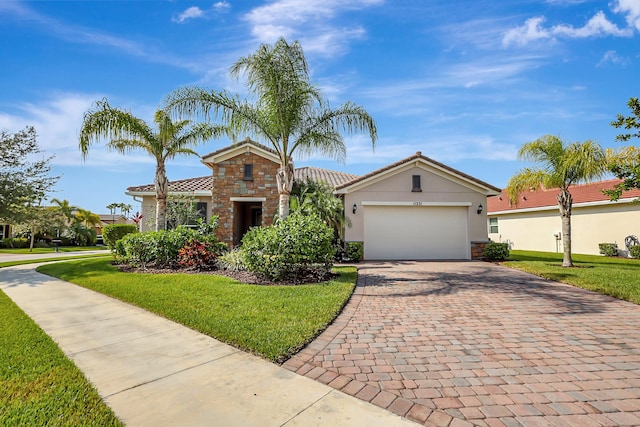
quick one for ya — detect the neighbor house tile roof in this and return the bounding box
[335,151,501,193]
[127,176,213,194]
[294,166,359,188]
[488,179,640,213]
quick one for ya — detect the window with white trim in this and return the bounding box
[489,217,498,234]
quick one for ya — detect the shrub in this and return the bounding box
[345,242,363,262]
[598,243,618,257]
[177,239,225,270]
[630,245,640,259]
[484,242,510,261]
[115,224,226,269]
[217,247,246,271]
[34,241,50,248]
[241,212,336,282]
[2,237,29,248]
[103,224,138,251]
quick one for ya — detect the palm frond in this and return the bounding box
[504,168,546,206]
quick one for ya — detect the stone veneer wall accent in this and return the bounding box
[470,241,488,260]
[211,151,280,245]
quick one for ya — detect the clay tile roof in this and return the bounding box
[126,176,213,193]
[487,179,640,213]
[335,151,501,192]
[294,166,360,188]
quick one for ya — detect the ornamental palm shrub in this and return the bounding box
[241,212,336,282]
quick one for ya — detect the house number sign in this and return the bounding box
[413,201,423,206]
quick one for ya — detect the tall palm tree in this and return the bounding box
[50,198,78,222]
[505,135,607,267]
[165,38,377,219]
[79,99,222,230]
[75,208,101,228]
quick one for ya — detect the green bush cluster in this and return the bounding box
[345,242,363,262]
[484,242,510,261]
[102,224,138,250]
[115,222,226,269]
[217,248,245,271]
[1,237,29,248]
[598,243,618,257]
[241,213,336,282]
[630,245,640,259]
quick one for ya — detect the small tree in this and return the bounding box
[605,98,640,201]
[0,127,59,224]
[506,135,607,267]
[13,206,66,251]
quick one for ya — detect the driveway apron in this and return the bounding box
[284,261,640,426]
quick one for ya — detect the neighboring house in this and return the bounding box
[336,152,501,260]
[96,214,129,237]
[487,179,640,256]
[0,224,11,241]
[127,141,501,260]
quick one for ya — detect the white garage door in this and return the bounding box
[364,205,469,260]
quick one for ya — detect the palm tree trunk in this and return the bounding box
[155,163,169,231]
[276,162,295,219]
[557,189,573,267]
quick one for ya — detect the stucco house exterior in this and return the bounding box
[336,152,501,260]
[127,140,501,260]
[487,179,640,256]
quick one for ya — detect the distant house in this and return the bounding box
[487,179,640,256]
[127,140,501,260]
[0,224,11,241]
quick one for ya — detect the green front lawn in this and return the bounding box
[0,246,108,254]
[37,259,356,363]
[504,250,640,304]
[0,254,112,268]
[0,290,122,426]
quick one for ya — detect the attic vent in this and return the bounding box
[412,175,422,192]
[244,164,253,181]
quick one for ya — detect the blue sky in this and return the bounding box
[1,0,639,215]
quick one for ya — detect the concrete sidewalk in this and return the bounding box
[0,249,109,262]
[0,264,416,426]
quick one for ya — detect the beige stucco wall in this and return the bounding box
[488,202,640,255]
[344,166,489,243]
[137,195,213,232]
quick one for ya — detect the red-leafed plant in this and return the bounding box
[177,239,219,270]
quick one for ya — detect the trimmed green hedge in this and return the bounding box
[484,242,510,261]
[102,224,138,250]
[599,243,618,257]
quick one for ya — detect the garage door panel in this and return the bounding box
[364,206,468,260]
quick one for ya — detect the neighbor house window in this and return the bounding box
[412,175,422,192]
[0,225,4,240]
[489,217,498,234]
[243,164,253,181]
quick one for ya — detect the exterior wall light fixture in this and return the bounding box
[352,203,358,214]
[477,204,483,215]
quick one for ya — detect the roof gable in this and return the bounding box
[336,152,501,196]
[488,179,640,213]
[201,138,280,167]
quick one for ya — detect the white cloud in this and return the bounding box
[502,17,551,47]
[0,93,155,168]
[597,50,626,66]
[613,0,640,31]
[173,6,205,23]
[172,2,230,24]
[242,0,382,56]
[503,8,633,47]
[552,11,631,38]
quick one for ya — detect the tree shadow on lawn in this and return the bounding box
[357,263,613,316]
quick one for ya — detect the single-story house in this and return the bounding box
[487,179,640,256]
[126,139,501,260]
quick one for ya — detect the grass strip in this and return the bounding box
[0,254,111,268]
[504,250,640,304]
[0,247,109,254]
[0,290,122,426]
[37,258,356,363]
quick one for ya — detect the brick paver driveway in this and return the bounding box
[283,261,640,426]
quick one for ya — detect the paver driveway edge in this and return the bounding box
[284,261,640,427]
[0,264,418,427]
